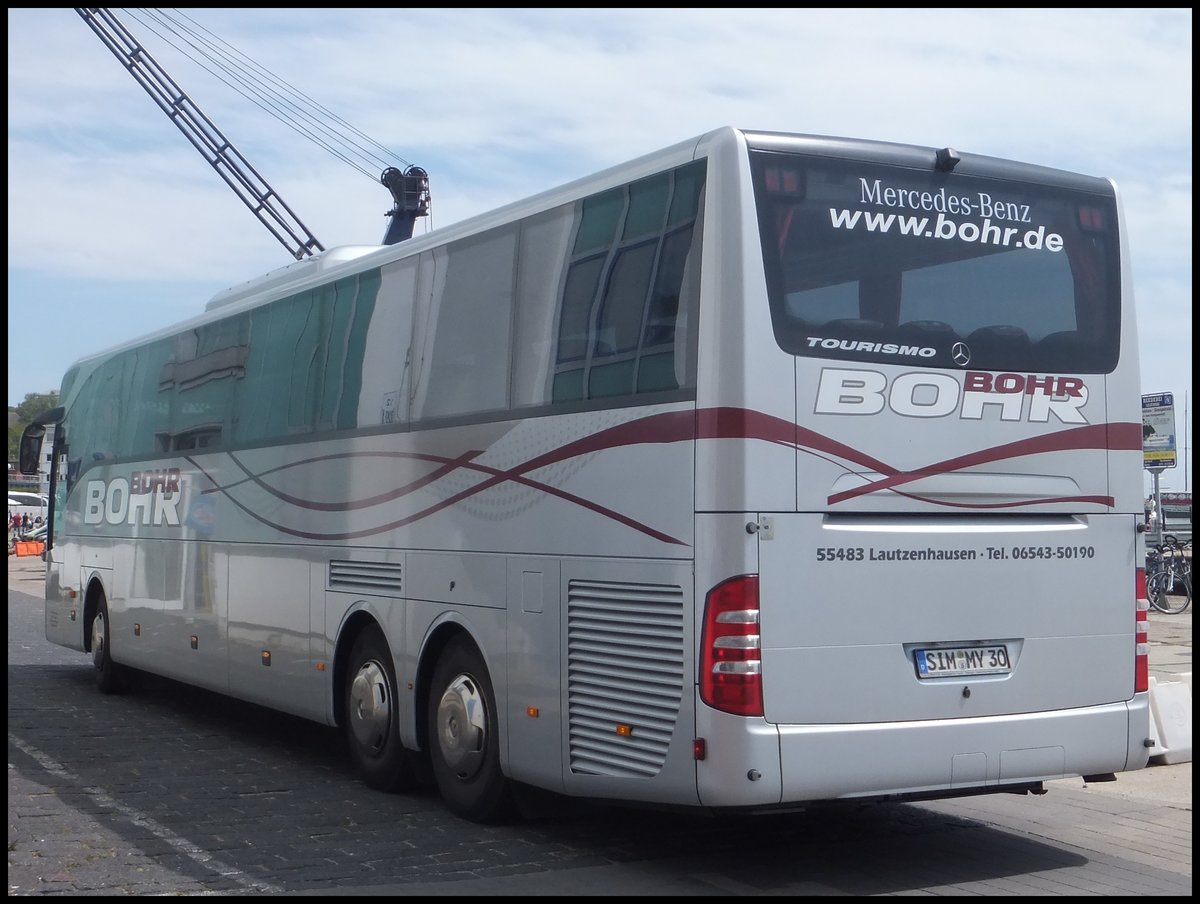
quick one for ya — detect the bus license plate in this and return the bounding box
[916,645,1011,678]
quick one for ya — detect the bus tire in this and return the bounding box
[427,636,514,823]
[344,625,415,792]
[90,593,125,695]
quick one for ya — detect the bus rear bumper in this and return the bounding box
[696,696,1151,807]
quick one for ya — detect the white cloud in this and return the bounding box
[7,7,1193,489]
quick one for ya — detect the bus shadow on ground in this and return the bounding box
[9,662,1092,896]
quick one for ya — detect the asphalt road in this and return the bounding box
[7,554,1192,896]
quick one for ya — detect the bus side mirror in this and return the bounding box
[18,424,45,475]
[18,405,64,475]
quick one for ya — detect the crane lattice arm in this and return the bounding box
[76,7,325,260]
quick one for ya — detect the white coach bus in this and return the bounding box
[21,126,1152,823]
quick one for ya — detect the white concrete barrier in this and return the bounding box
[1148,673,1193,765]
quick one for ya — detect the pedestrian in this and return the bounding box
[21,513,31,532]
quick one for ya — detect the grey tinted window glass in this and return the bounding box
[124,341,172,456]
[900,252,1076,340]
[552,368,584,403]
[287,292,323,431]
[784,282,859,324]
[623,174,669,239]
[415,226,516,420]
[223,271,380,444]
[573,189,622,254]
[596,241,656,355]
[669,164,704,225]
[589,360,634,398]
[234,293,315,443]
[336,269,379,430]
[62,268,378,470]
[512,207,576,408]
[60,362,113,482]
[551,160,705,402]
[557,255,604,363]
[644,225,695,348]
[317,282,354,430]
[358,258,417,427]
[753,152,1120,373]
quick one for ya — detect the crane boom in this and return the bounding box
[75,7,325,260]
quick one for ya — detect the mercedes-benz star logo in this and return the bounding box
[951,342,971,367]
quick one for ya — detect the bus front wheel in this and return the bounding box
[90,593,125,695]
[427,636,514,823]
[344,625,415,791]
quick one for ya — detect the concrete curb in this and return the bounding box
[1148,672,1193,765]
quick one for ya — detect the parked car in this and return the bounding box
[18,521,47,542]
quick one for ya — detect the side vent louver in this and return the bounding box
[328,560,403,596]
[567,579,684,778]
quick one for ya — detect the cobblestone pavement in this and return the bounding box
[8,555,1191,896]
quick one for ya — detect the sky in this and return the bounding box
[7,8,1193,495]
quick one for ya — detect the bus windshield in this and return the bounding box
[751,152,1121,373]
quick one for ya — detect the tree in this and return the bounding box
[8,392,59,462]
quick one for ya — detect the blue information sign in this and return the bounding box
[1141,392,1176,470]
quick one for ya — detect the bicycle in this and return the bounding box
[1146,535,1191,614]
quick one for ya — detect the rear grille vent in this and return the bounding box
[567,578,684,778]
[328,560,403,596]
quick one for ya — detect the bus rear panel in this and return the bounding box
[690,129,1148,808]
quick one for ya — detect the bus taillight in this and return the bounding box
[700,575,763,717]
[1134,567,1149,694]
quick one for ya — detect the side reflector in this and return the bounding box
[1134,567,1149,694]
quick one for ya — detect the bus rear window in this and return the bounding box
[752,153,1121,373]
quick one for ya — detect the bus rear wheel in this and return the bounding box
[427,636,514,823]
[344,625,415,791]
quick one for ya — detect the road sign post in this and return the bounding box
[1142,393,1177,546]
